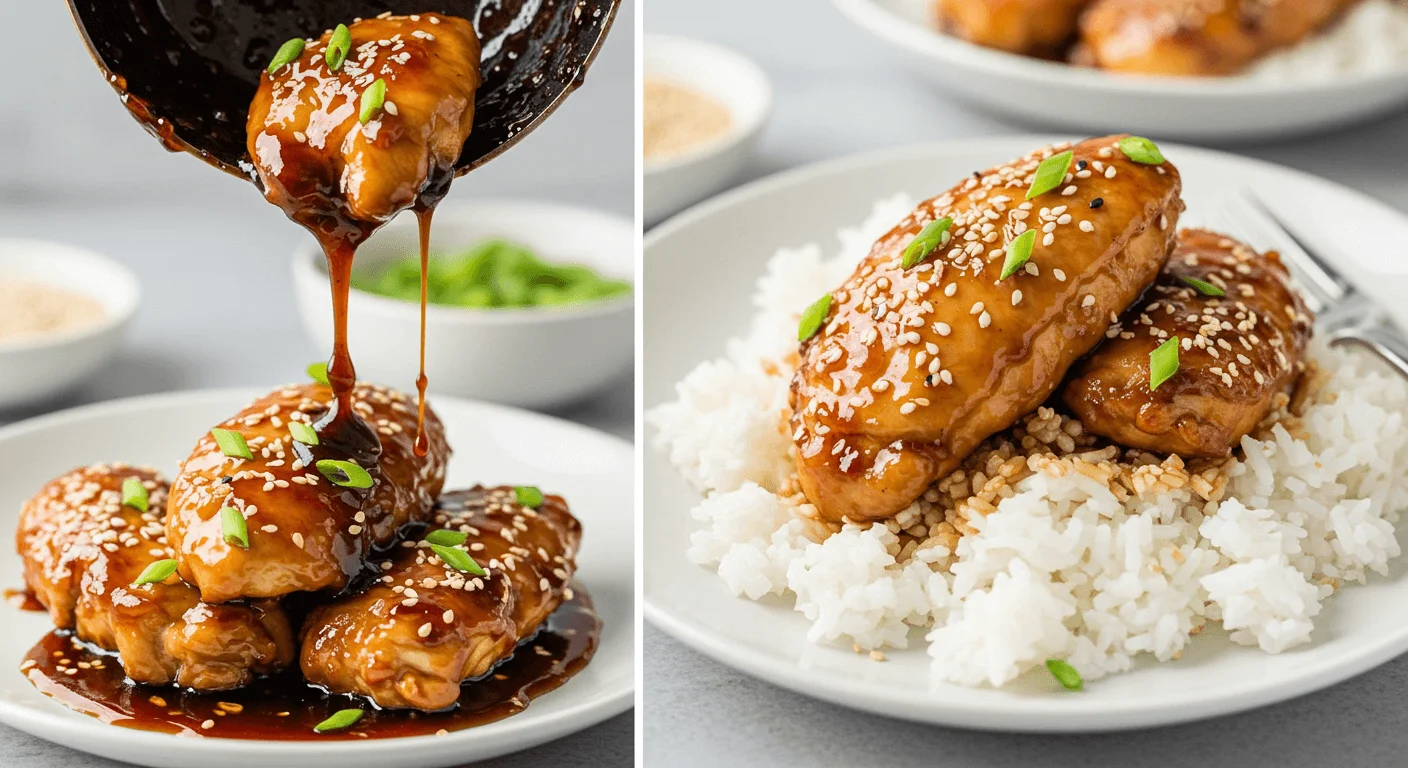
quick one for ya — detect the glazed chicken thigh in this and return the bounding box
[934,0,1093,55]
[791,135,1184,523]
[1063,229,1313,456]
[300,486,581,711]
[17,465,293,690]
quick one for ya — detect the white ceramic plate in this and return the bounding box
[644,135,1408,732]
[833,0,1408,141]
[0,390,634,767]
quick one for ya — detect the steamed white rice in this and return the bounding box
[648,195,1408,688]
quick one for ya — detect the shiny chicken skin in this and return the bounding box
[301,486,581,711]
[1077,0,1360,76]
[1063,229,1313,456]
[17,464,294,690]
[166,383,449,603]
[934,0,1093,55]
[248,13,482,230]
[791,136,1184,523]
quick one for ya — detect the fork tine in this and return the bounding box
[1239,192,1354,298]
[1211,191,1347,314]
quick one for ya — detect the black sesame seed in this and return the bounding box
[220,476,233,484]
[1076,160,1088,171]
[973,171,982,179]
[925,374,937,387]
[1089,198,1104,209]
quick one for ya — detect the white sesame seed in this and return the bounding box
[899,402,917,415]
[943,283,957,297]
[1011,290,1022,306]
[970,302,984,315]
[418,622,432,638]
[1053,269,1067,282]
[1061,185,1077,196]
[1081,294,1095,308]
[1042,233,1055,247]
[935,322,951,336]
[978,311,991,328]
[1079,221,1094,232]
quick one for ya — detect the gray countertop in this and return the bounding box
[645,0,1408,766]
[0,1,634,766]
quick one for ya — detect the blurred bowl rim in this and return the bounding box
[291,198,636,327]
[642,34,773,174]
[0,238,141,355]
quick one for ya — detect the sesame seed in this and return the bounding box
[1053,269,1066,282]
[1081,294,1095,308]
[970,302,984,315]
[1011,290,1022,305]
[978,311,991,328]
[1079,221,1094,232]
[1061,185,1077,196]
[418,622,432,638]
[899,402,917,415]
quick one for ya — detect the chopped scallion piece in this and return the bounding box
[313,708,363,733]
[316,459,374,489]
[1026,150,1074,200]
[121,477,149,512]
[515,485,544,508]
[325,24,352,72]
[360,78,388,124]
[220,507,249,549]
[425,529,468,546]
[1118,136,1164,165]
[430,544,487,576]
[131,559,179,588]
[900,217,954,269]
[307,361,330,386]
[797,294,832,342]
[288,421,319,446]
[1180,276,1225,297]
[1150,336,1181,391]
[211,428,252,460]
[267,38,306,74]
[1000,230,1038,281]
[1046,659,1083,691]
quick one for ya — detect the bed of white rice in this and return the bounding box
[648,195,1408,688]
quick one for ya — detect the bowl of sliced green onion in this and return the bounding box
[293,200,634,409]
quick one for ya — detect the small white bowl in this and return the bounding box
[644,35,772,226]
[292,200,634,410]
[0,240,140,411]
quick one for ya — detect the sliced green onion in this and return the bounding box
[211,428,252,460]
[1118,136,1164,165]
[359,78,388,124]
[267,38,306,74]
[515,485,544,508]
[1180,276,1225,297]
[425,529,468,546]
[288,421,319,446]
[131,559,179,588]
[1026,150,1073,200]
[900,217,953,269]
[324,24,351,72]
[314,708,363,733]
[1150,336,1181,391]
[316,459,373,489]
[121,478,149,512]
[220,507,249,549]
[798,294,832,342]
[307,361,330,386]
[430,544,487,576]
[1000,230,1038,281]
[1046,659,1083,691]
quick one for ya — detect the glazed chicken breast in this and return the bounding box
[247,12,482,231]
[934,0,1092,55]
[17,464,294,690]
[166,382,449,603]
[1063,228,1313,456]
[791,135,1184,523]
[300,486,581,711]
[1077,0,1360,76]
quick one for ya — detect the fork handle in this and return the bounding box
[1326,309,1408,381]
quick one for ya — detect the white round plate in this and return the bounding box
[0,390,634,767]
[833,0,1408,141]
[644,135,1408,732]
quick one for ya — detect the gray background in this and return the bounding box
[0,0,634,765]
[644,0,1408,766]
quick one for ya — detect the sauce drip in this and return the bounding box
[414,205,435,458]
[4,588,45,612]
[19,588,600,740]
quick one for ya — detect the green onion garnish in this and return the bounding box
[307,361,330,386]
[1150,336,1181,391]
[314,708,363,733]
[131,559,179,588]
[1000,230,1038,281]
[430,544,487,576]
[267,38,306,74]
[425,529,468,546]
[1180,276,1225,297]
[121,478,149,512]
[515,485,544,508]
[288,421,319,446]
[220,507,249,549]
[900,217,954,269]
[1046,659,1083,691]
[359,78,388,124]
[316,459,374,489]
[211,428,252,460]
[324,24,352,72]
[1026,150,1074,200]
[797,294,832,342]
[1118,136,1164,165]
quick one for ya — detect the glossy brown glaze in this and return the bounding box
[1076,0,1360,75]
[16,465,293,690]
[4,588,45,612]
[1064,229,1314,456]
[933,0,1092,56]
[166,383,449,603]
[301,487,581,711]
[414,205,435,458]
[20,587,598,739]
[791,135,1184,523]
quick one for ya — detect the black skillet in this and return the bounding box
[66,0,620,181]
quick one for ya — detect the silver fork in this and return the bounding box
[1212,191,1408,381]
